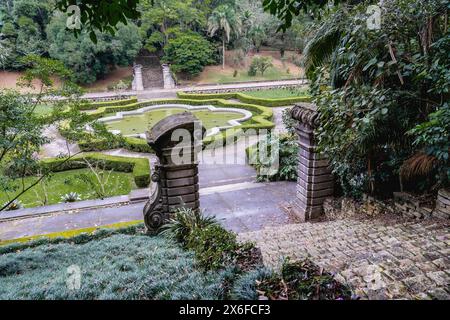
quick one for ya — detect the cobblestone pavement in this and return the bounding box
[238,217,450,300]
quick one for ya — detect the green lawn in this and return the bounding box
[106,108,245,135]
[198,67,298,84]
[0,233,229,299]
[0,169,134,208]
[242,87,310,99]
[34,104,53,116]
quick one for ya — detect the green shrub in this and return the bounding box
[161,208,218,246]
[247,64,257,77]
[248,134,299,182]
[186,224,240,271]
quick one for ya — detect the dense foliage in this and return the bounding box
[302,0,449,197]
[46,14,142,84]
[162,32,215,76]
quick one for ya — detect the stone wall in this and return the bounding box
[323,189,450,221]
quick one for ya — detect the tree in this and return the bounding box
[309,0,449,196]
[54,0,140,43]
[0,55,109,212]
[46,13,142,84]
[251,56,273,75]
[162,32,215,77]
[139,0,206,52]
[207,5,241,69]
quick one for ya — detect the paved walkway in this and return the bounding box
[238,217,450,300]
[0,181,296,240]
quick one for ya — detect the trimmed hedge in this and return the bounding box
[78,136,153,154]
[177,91,311,107]
[80,97,138,111]
[40,153,150,188]
[87,98,274,130]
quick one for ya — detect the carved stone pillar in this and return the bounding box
[133,64,144,91]
[290,103,334,221]
[143,113,205,231]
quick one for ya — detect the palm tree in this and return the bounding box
[207,5,241,69]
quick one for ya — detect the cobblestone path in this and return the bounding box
[238,218,450,300]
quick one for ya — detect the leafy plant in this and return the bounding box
[186,224,240,271]
[61,192,82,203]
[255,259,354,300]
[160,208,218,246]
[249,56,273,76]
[3,200,24,211]
[163,32,215,77]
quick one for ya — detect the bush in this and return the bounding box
[2,200,24,211]
[162,32,215,77]
[248,134,298,182]
[161,208,218,246]
[186,224,240,271]
[60,192,81,203]
[247,64,257,77]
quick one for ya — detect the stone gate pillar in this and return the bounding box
[143,113,205,231]
[290,103,334,221]
[133,64,144,91]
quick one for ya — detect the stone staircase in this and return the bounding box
[238,217,450,300]
[135,55,164,89]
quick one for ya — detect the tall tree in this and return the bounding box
[207,5,241,69]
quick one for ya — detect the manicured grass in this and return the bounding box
[34,104,53,116]
[0,233,227,299]
[0,169,134,208]
[242,88,310,99]
[198,67,298,84]
[106,108,245,135]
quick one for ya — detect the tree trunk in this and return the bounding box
[222,37,226,70]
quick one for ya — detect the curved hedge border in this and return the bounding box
[40,153,150,188]
[80,97,138,111]
[76,98,274,153]
[77,136,153,153]
[176,91,311,107]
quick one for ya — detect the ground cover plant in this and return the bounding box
[0,232,228,299]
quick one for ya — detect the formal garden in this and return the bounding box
[0,0,449,302]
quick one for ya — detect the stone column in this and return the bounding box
[290,103,334,221]
[133,64,144,91]
[143,113,205,231]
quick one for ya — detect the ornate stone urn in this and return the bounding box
[143,112,205,231]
